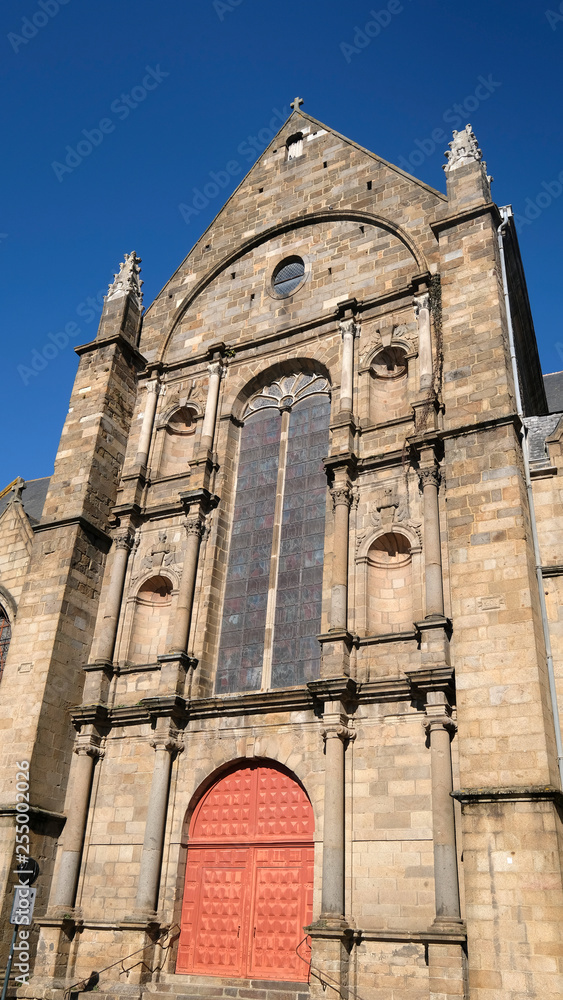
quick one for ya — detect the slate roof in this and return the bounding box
[544,372,563,414]
[0,478,50,525]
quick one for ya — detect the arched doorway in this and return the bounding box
[177,762,314,981]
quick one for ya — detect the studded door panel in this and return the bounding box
[249,847,314,979]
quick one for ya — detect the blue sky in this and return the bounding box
[1,0,562,479]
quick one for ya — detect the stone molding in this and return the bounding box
[452,785,563,806]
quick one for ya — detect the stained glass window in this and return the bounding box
[0,608,11,682]
[216,375,330,694]
[272,257,305,297]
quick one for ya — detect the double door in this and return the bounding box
[177,843,313,981]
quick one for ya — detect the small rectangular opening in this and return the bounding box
[367,180,372,190]
[323,161,328,168]
[231,272,236,279]
[258,187,264,193]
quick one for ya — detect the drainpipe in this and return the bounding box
[498,205,563,789]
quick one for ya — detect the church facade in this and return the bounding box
[2,105,563,1000]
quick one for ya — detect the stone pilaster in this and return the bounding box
[339,316,358,415]
[47,733,104,915]
[425,696,462,929]
[414,289,432,390]
[135,379,161,468]
[199,354,225,454]
[418,459,444,619]
[127,724,183,921]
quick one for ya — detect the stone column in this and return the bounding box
[49,737,103,911]
[200,359,224,453]
[419,464,444,619]
[330,483,352,631]
[133,732,183,917]
[339,318,357,414]
[136,379,160,467]
[168,516,205,655]
[425,695,462,927]
[95,528,135,664]
[414,291,433,390]
[320,723,348,921]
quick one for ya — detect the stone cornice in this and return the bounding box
[351,927,466,944]
[308,677,357,704]
[71,668,458,731]
[541,564,563,577]
[430,201,502,235]
[0,804,66,827]
[33,514,112,547]
[452,785,563,806]
[74,332,147,370]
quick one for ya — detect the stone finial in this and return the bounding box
[443,124,485,173]
[8,477,26,505]
[107,251,143,305]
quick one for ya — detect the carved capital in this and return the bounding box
[322,724,356,744]
[145,379,160,396]
[74,738,104,760]
[150,735,184,754]
[418,466,441,491]
[424,715,457,739]
[114,528,135,551]
[207,360,225,379]
[331,486,352,510]
[339,318,358,339]
[414,292,430,316]
[184,517,205,538]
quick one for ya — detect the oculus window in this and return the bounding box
[271,256,305,298]
[216,373,330,694]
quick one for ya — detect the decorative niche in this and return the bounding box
[127,575,173,665]
[156,405,198,478]
[369,345,410,424]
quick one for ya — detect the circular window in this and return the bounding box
[272,256,305,297]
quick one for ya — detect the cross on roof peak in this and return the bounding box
[291,96,304,112]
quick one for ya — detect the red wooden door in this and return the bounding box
[177,764,314,981]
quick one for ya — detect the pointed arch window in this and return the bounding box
[216,374,330,694]
[0,607,12,682]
